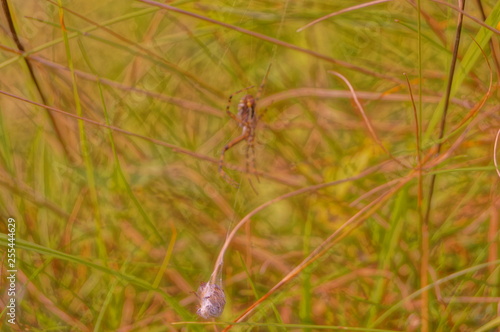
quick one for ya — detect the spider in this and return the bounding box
[219,65,271,187]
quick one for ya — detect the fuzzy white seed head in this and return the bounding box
[196,282,226,319]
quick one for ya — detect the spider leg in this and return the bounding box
[254,63,272,103]
[245,143,250,174]
[247,132,259,183]
[246,135,260,194]
[219,131,249,187]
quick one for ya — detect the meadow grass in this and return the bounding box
[0,0,499,331]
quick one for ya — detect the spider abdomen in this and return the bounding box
[237,94,256,124]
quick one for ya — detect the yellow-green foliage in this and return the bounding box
[0,0,499,331]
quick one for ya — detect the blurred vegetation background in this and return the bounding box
[0,0,499,331]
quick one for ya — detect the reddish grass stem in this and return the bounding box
[137,0,404,84]
[296,0,393,32]
[422,2,466,329]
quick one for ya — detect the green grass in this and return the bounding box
[0,0,499,331]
